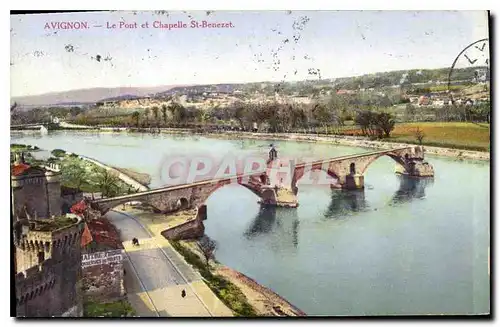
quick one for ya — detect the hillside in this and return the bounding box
[11,66,488,107]
[12,85,184,107]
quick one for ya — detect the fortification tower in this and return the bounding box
[14,216,85,317]
[11,156,62,222]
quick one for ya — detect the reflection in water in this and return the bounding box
[324,176,434,219]
[391,176,434,204]
[245,206,277,236]
[244,207,300,248]
[243,176,434,247]
[324,189,368,219]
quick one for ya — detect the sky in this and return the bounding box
[10,10,489,97]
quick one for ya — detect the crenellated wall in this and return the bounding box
[14,217,85,317]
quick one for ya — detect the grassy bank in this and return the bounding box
[389,122,490,152]
[83,299,135,317]
[10,143,40,152]
[170,240,257,317]
[339,122,490,152]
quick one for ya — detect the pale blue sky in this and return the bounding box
[10,10,489,97]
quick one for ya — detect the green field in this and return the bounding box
[389,122,490,151]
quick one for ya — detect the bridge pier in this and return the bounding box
[259,186,298,208]
[396,159,434,177]
[340,174,365,190]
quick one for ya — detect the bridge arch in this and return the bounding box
[357,152,408,176]
[176,197,189,210]
[292,163,341,193]
[199,180,263,205]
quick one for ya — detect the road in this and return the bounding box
[105,210,232,317]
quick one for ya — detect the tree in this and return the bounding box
[51,149,66,158]
[355,110,375,136]
[196,235,217,268]
[289,104,308,130]
[168,102,187,125]
[61,160,88,190]
[94,168,121,197]
[312,103,334,134]
[196,108,211,125]
[152,106,159,127]
[161,104,168,125]
[131,111,140,128]
[414,127,425,144]
[233,102,248,130]
[144,108,151,126]
[375,112,395,138]
[326,94,347,126]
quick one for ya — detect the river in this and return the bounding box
[11,130,490,316]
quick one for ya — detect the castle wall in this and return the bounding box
[12,181,49,219]
[11,171,62,220]
[47,180,62,217]
[62,192,84,213]
[15,218,85,317]
[81,249,125,302]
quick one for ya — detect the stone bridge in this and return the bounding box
[90,146,434,214]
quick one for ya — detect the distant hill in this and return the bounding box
[98,94,141,102]
[12,66,488,107]
[12,85,184,107]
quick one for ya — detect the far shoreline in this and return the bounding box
[11,126,490,162]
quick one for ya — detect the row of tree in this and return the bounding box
[72,94,400,136]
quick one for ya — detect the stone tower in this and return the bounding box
[11,163,62,222]
[14,216,85,317]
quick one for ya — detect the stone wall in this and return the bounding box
[11,171,62,220]
[62,192,83,213]
[81,249,125,302]
[14,217,85,317]
[161,212,205,241]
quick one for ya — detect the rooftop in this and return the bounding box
[84,218,123,251]
[11,163,48,177]
[30,216,79,232]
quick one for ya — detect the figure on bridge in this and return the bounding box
[132,237,139,246]
[268,144,278,163]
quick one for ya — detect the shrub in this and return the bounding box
[51,149,66,157]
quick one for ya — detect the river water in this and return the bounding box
[11,130,490,315]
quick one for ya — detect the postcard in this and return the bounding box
[10,10,490,318]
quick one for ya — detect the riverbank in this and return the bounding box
[121,204,305,316]
[78,154,150,192]
[173,239,306,317]
[12,127,489,161]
